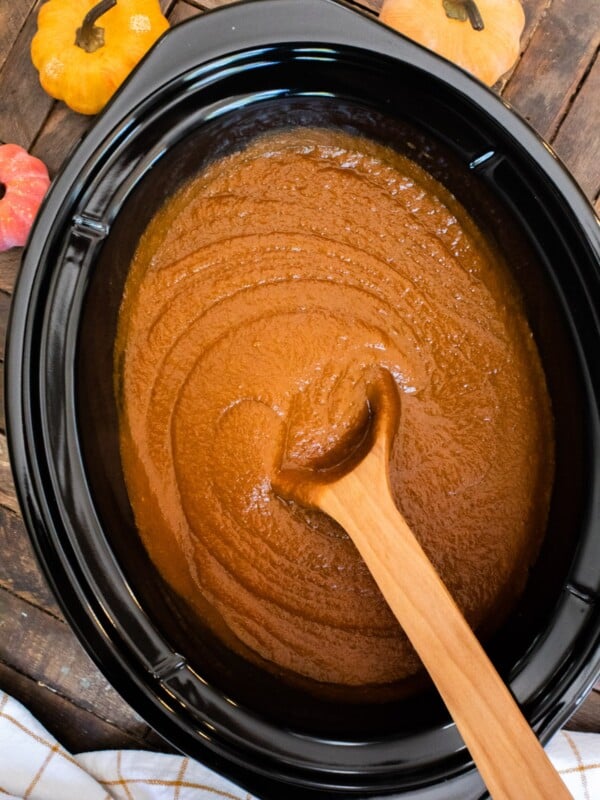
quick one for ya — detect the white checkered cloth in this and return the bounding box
[0,691,598,799]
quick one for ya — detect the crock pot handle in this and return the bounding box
[97,0,445,132]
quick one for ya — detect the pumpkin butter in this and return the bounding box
[115,128,554,688]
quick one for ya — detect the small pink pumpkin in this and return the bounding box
[0,144,51,252]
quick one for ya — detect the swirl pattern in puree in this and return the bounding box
[115,128,554,688]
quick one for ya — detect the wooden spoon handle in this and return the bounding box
[319,455,571,800]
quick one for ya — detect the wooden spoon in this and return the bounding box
[274,369,571,800]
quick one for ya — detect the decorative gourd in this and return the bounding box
[379,0,525,86]
[0,144,51,253]
[31,0,169,115]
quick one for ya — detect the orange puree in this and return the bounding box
[115,128,554,688]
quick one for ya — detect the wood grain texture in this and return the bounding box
[0,506,59,615]
[325,474,572,799]
[495,0,551,91]
[0,249,20,296]
[552,51,600,200]
[185,0,237,9]
[0,587,150,734]
[0,0,53,150]
[503,0,600,141]
[0,0,38,75]
[566,688,600,734]
[345,0,382,13]
[0,365,4,433]
[0,291,9,358]
[0,661,170,754]
[0,433,19,515]
[0,511,173,751]
[31,105,92,179]
[519,0,553,49]
[169,0,204,25]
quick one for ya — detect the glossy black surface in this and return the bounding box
[5,1,600,798]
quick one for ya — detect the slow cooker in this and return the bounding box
[6,0,600,797]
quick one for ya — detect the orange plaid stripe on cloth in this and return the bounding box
[0,690,598,798]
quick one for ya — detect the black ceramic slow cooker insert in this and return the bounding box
[5,1,600,798]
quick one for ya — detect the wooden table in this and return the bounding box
[0,0,599,755]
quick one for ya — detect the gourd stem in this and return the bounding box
[75,0,117,53]
[464,0,484,30]
[442,0,485,31]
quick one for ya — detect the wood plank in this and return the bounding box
[0,291,10,360]
[0,661,169,754]
[503,0,600,142]
[565,688,600,733]
[0,363,4,434]
[519,0,553,52]
[552,52,600,201]
[169,1,202,25]
[0,0,53,150]
[0,249,20,296]
[0,586,151,735]
[0,505,60,616]
[185,0,244,9]
[496,0,552,91]
[0,0,38,75]
[343,0,382,13]
[0,432,19,515]
[31,105,92,180]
